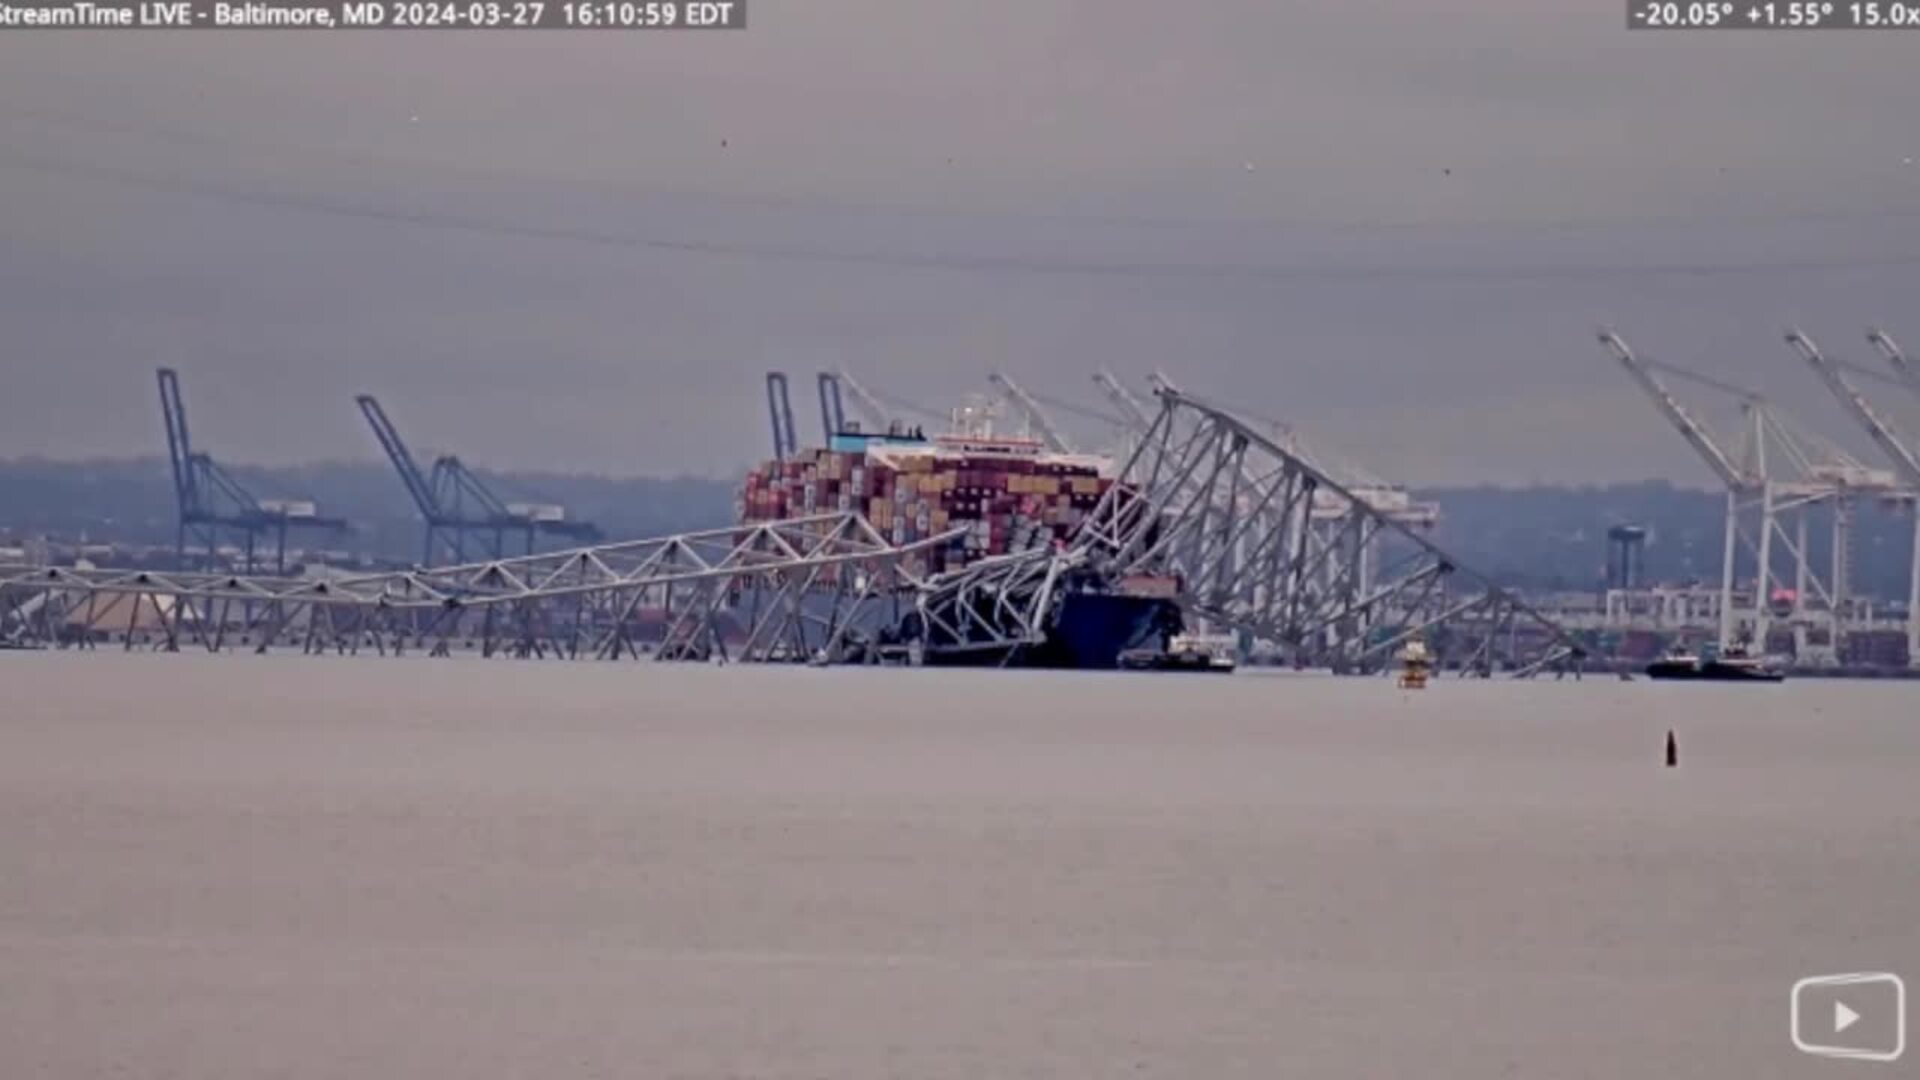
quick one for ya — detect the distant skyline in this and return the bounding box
[3,2,1919,485]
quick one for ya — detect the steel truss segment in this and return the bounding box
[913,547,1077,660]
[0,513,958,660]
[1074,389,1581,675]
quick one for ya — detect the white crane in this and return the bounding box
[1092,369,1153,429]
[1598,330,1753,490]
[1786,328,1920,669]
[1598,328,1872,661]
[987,372,1073,453]
[1789,330,1920,487]
[833,366,906,435]
[1091,369,1156,471]
[1868,328,1920,402]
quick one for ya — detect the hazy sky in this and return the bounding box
[3,1,1919,486]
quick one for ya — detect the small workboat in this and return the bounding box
[1644,645,1784,683]
[1118,633,1237,673]
[1396,638,1433,689]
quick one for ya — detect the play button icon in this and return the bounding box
[1792,973,1905,1063]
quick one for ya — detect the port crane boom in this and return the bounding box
[1598,330,1751,490]
[1867,328,1920,401]
[1092,369,1153,429]
[158,368,344,573]
[357,394,599,565]
[833,367,900,433]
[158,368,198,525]
[356,394,441,522]
[988,372,1072,452]
[1787,330,1920,485]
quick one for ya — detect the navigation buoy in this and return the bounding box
[1665,730,1678,768]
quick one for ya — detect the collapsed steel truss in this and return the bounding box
[909,547,1085,660]
[1,514,947,663]
[1070,389,1584,674]
[4,394,1581,675]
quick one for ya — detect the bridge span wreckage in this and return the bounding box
[2,391,1583,676]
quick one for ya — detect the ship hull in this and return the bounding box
[924,592,1180,670]
[1645,659,1785,683]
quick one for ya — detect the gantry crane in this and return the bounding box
[356,395,600,565]
[1599,329,1793,653]
[1598,329,1893,663]
[157,368,344,573]
[1786,329,1920,668]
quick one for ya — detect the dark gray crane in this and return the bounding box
[356,394,601,566]
[157,368,345,574]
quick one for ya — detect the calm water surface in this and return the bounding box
[2,653,1915,1078]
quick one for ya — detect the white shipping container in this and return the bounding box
[259,499,318,519]
[506,502,567,523]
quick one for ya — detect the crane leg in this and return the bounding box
[1718,490,1739,651]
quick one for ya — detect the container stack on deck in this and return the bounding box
[738,438,1113,577]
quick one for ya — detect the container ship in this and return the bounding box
[737,410,1186,668]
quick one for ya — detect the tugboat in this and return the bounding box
[1118,632,1238,673]
[1644,644,1785,683]
[1396,638,1433,689]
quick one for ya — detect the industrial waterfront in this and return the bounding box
[5,334,1920,675]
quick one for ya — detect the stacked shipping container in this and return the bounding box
[738,439,1114,577]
